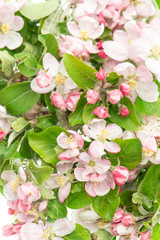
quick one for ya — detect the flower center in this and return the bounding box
[98,129,109,142]
[42,230,51,240]
[89,160,95,167]
[10,180,20,192]
[66,136,74,144]
[55,74,65,85]
[97,219,108,228]
[127,74,138,90]
[80,31,90,40]
[143,148,154,157]
[25,208,37,217]
[1,24,10,34]
[150,45,160,60]
[56,176,68,187]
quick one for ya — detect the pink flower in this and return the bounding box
[39,200,48,212]
[17,182,40,204]
[86,90,99,104]
[113,166,129,186]
[141,231,151,240]
[66,92,81,112]
[51,93,67,111]
[83,0,108,14]
[112,208,124,223]
[120,107,130,117]
[127,168,140,183]
[0,6,24,50]
[121,215,134,226]
[111,223,134,236]
[120,83,131,96]
[93,107,108,119]
[0,105,10,136]
[83,119,122,157]
[96,69,107,80]
[108,89,123,104]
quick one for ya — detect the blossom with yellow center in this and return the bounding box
[25,208,38,217]
[98,129,110,142]
[56,176,68,187]
[55,74,65,85]
[89,160,95,167]
[42,230,51,240]
[143,148,154,157]
[10,179,20,192]
[1,24,10,34]
[65,136,74,144]
[150,45,160,60]
[80,31,90,40]
[97,219,108,228]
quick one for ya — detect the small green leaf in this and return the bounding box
[63,53,97,89]
[11,118,28,132]
[39,185,55,200]
[94,229,112,240]
[67,191,91,209]
[0,82,40,116]
[46,198,67,221]
[19,130,34,159]
[37,115,57,130]
[29,160,53,184]
[15,53,37,77]
[120,190,139,215]
[0,50,16,76]
[38,34,59,59]
[0,136,22,160]
[91,188,120,221]
[106,72,120,85]
[63,224,91,240]
[108,138,142,170]
[132,192,153,209]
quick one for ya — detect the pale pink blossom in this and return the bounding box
[0,0,26,12]
[83,0,108,14]
[51,93,67,111]
[112,208,124,223]
[0,6,24,50]
[108,89,123,104]
[96,69,107,80]
[113,166,129,186]
[39,200,48,212]
[120,107,130,117]
[93,107,108,119]
[86,90,99,104]
[121,215,134,226]
[17,182,40,204]
[67,16,104,40]
[65,92,81,111]
[83,119,122,157]
[99,5,120,29]
[141,231,151,240]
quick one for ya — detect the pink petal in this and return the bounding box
[11,16,24,31]
[90,24,104,39]
[136,65,153,82]
[104,141,121,153]
[56,161,73,174]
[145,58,160,76]
[106,124,123,140]
[58,182,71,204]
[30,78,55,94]
[136,81,159,102]
[74,167,87,181]
[52,218,75,236]
[94,181,110,196]
[88,141,105,158]
[20,223,43,240]
[85,182,96,197]
[103,41,129,61]
[57,132,70,149]
[44,174,60,189]
[1,171,16,182]
[79,152,91,164]
[0,6,14,25]
[137,131,157,152]
[67,22,80,38]
[0,33,6,48]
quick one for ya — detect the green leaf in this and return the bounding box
[106,72,119,85]
[28,126,67,165]
[38,34,59,59]
[20,0,59,20]
[99,28,111,39]
[152,223,160,239]
[0,82,40,116]
[120,190,139,215]
[83,101,101,124]
[67,191,91,209]
[39,185,55,200]
[0,50,16,76]
[37,115,57,130]
[132,192,153,209]
[29,160,53,184]
[45,93,56,115]
[0,136,22,160]
[90,188,120,221]
[63,224,91,240]
[155,0,160,9]
[11,117,28,132]
[15,53,37,77]
[69,91,87,126]
[109,96,140,131]
[138,165,160,202]
[108,138,142,170]
[19,130,34,159]
[46,198,67,222]
[58,22,70,35]
[63,53,97,89]
[94,229,112,240]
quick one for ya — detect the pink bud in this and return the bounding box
[86,90,99,104]
[2,225,15,236]
[13,223,23,234]
[66,92,81,112]
[120,107,130,117]
[122,215,134,226]
[141,231,151,240]
[93,107,108,119]
[113,166,129,186]
[96,69,107,81]
[112,208,124,223]
[8,208,15,215]
[120,83,131,96]
[36,72,53,88]
[111,223,119,236]
[97,41,104,49]
[51,93,66,111]
[108,89,123,104]
[98,12,106,25]
[127,168,139,183]
[0,129,5,140]
[98,50,108,59]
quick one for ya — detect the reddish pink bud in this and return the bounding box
[111,223,119,236]
[113,166,129,186]
[8,208,15,215]
[0,129,5,140]
[2,225,15,236]
[93,107,108,119]
[13,223,23,234]
[120,107,130,117]
[97,41,104,50]
[112,208,124,223]
[66,92,81,112]
[122,215,134,226]
[141,231,151,240]
[51,93,66,111]
[86,90,99,104]
[108,89,123,104]
[96,69,107,81]
[120,83,131,96]
[36,72,53,88]
[98,50,108,59]
[98,12,106,25]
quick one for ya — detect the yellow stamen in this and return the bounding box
[1,24,10,34]
[80,31,90,40]
[55,74,65,85]
[25,208,37,217]
[150,45,160,60]
[42,230,51,240]
[56,176,67,187]
[143,148,154,157]
[97,219,108,228]
[89,160,95,167]
[98,129,109,142]
[66,136,74,144]
[10,180,20,192]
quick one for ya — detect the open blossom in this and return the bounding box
[83,0,108,14]
[17,182,40,204]
[31,53,77,94]
[0,6,24,49]
[67,16,104,41]
[111,222,134,236]
[83,119,123,157]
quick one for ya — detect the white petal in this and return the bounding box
[52,218,75,236]
[136,81,159,102]
[6,31,23,50]
[43,53,59,76]
[30,78,55,94]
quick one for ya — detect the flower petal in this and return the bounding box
[104,141,121,153]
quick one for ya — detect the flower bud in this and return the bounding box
[120,83,131,96]
[51,93,66,111]
[97,41,104,49]
[66,92,81,112]
[108,89,123,104]
[98,50,108,59]
[113,166,129,186]
[0,129,5,140]
[121,215,134,226]
[86,90,99,104]
[96,69,107,81]
[36,72,53,88]
[112,208,124,223]
[141,231,151,240]
[93,107,108,119]
[2,225,15,236]
[111,223,119,236]
[120,107,130,117]
[127,168,139,183]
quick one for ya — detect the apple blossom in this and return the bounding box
[93,107,108,119]
[96,69,107,80]
[113,166,129,186]
[121,215,134,226]
[0,0,26,12]
[51,93,67,111]
[65,92,81,111]
[112,208,124,223]
[120,83,131,96]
